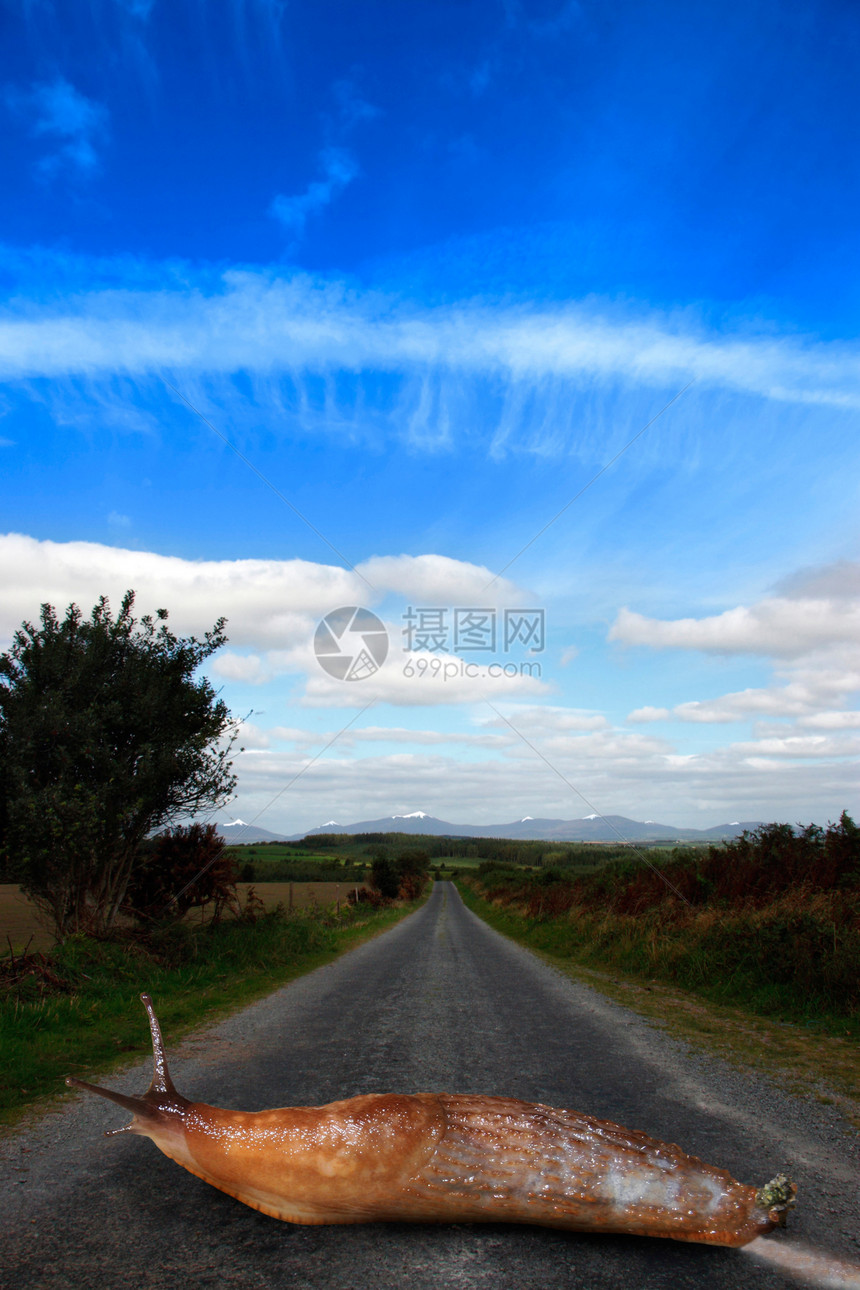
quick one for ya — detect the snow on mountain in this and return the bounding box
[212,820,290,843]
[287,814,762,842]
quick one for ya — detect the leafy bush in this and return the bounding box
[124,823,239,923]
[396,848,430,900]
[370,853,400,900]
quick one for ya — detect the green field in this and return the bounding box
[226,831,646,880]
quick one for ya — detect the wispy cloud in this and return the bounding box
[269,77,376,240]
[10,77,109,177]
[331,79,380,130]
[3,267,860,419]
[270,148,358,238]
[114,0,155,18]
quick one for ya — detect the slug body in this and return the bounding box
[67,995,795,1246]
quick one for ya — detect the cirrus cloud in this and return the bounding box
[3,267,860,419]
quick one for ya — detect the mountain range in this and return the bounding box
[212,812,763,845]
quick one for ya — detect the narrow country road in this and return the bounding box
[2,882,858,1289]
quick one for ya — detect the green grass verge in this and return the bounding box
[456,879,857,1038]
[1,899,421,1128]
[456,882,860,1119]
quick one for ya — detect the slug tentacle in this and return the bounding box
[67,994,797,1246]
[65,993,190,1140]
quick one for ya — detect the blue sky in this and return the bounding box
[1,0,858,832]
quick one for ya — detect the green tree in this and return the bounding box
[0,591,238,939]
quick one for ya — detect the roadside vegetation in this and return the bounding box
[1,828,432,1125]
[0,895,424,1126]
[458,814,860,1037]
[0,592,433,1127]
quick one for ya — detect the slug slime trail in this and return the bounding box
[743,1237,860,1288]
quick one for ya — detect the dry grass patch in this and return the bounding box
[0,885,54,954]
[0,882,354,956]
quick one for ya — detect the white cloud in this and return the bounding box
[349,725,507,748]
[611,598,860,657]
[0,532,350,646]
[774,559,860,600]
[217,662,855,827]
[611,561,860,658]
[4,534,856,827]
[796,711,860,729]
[617,565,860,768]
[211,652,271,684]
[242,722,511,750]
[300,648,550,707]
[672,689,813,722]
[359,554,525,605]
[0,532,542,707]
[480,704,610,733]
[726,733,860,760]
[0,532,523,647]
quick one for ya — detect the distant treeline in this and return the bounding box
[0,827,704,886]
[427,837,639,866]
[248,833,646,867]
[233,857,368,884]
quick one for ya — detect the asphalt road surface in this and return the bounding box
[2,882,858,1290]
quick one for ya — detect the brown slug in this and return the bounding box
[66,993,796,1245]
